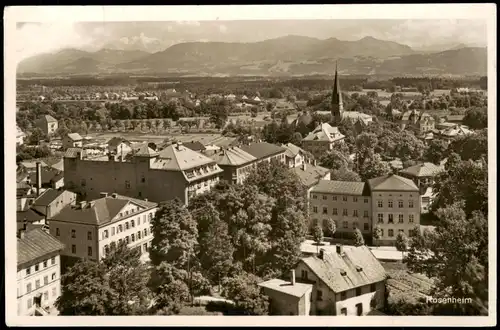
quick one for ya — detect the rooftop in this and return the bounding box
[67,133,83,141]
[63,148,86,159]
[311,180,369,196]
[240,142,286,160]
[152,143,219,171]
[183,141,206,152]
[18,228,65,267]
[400,162,445,178]
[283,143,313,159]
[32,188,66,207]
[206,146,256,166]
[28,167,64,185]
[300,245,387,293]
[107,137,130,147]
[258,279,313,298]
[41,115,57,123]
[303,123,345,143]
[293,165,331,188]
[367,174,419,192]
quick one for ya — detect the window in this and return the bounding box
[35,280,40,289]
[377,200,383,207]
[131,234,135,242]
[322,207,328,215]
[27,283,32,293]
[313,206,318,213]
[143,243,148,252]
[399,214,404,223]
[377,214,383,223]
[340,308,347,316]
[149,213,153,221]
[399,229,404,234]
[137,231,141,239]
[120,212,123,218]
[409,214,415,223]
[353,197,358,202]
[353,210,358,217]
[317,290,323,301]
[44,291,49,301]
[312,194,317,199]
[131,220,135,227]
[104,230,109,239]
[119,238,123,245]
[409,200,414,208]
[343,209,348,216]
[44,276,48,285]
[52,287,57,297]
[322,195,327,200]
[81,179,86,187]
[333,196,337,201]
[333,208,338,215]
[27,298,32,309]
[71,245,76,254]
[388,214,394,224]
[111,227,115,236]
[364,198,368,203]
[125,180,131,189]
[51,257,55,265]
[364,223,369,230]
[125,222,129,230]
[56,228,60,236]
[380,229,384,237]
[398,200,403,208]
[388,229,394,237]
[388,200,393,208]
[363,210,369,218]
[118,225,123,233]
[137,217,140,225]
[35,264,39,272]
[125,236,130,244]
[301,270,308,280]
[126,211,129,216]
[87,231,92,240]
[26,267,31,276]
[356,303,363,316]
[43,260,47,268]
[143,215,146,223]
[71,230,76,238]
[52,273,56,280]
[342,196,347,202]
[141,176,146,183]
[144,228,148,236]
[88,247,92,257]
[343,221,348,229]
[356,287,362,296]
[370,284,377,292]
[340,292,346,301]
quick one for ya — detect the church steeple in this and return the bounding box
[331,62,344,123]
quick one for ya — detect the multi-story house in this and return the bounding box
[239,141,287,165]
[309,180,372,237]
[31,188,77,220]
[204,146,258,185]
[368,174,420,246]
[62,133,83,150]
[294,246,387,315]
[49,193,158,262]
[63,142,223,205]
[398,109,435,133]
[35,115,58,136]
[283,143,331,190]
[302,123,345,158]
[107,137,132,155]
[399,162,444,189]
[17,228,65,316]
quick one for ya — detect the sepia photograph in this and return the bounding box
[4,4,496,327]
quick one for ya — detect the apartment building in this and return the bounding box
[63,142,223,205]
[309,180,372,237]
[49,193,158,262]
[399,162,444,189]
[294,246,387,315]
[367,174,420,246]
[17,228,65,316]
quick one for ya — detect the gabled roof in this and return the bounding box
[152,143,217,171]
[64,148,86,158]
[259,279,313,298]
[283,143,312,159]
[18,228,65,266]
[28,167,64,185]
[134,144,158,157]
[40,115,57,123]
[67,133,83,141]
[17,208,45,224]
[367,174,419,192]
[311,180,369,196]
[207,147,256,166]
[51,194,157,226]
[240,142,286,160]
[300,246,386,293]
[446,114,465,122]
[183,141,206,152]
[107,137,131,147]
[400,162,444,178]
[292,164,330,188]
[19,160,48,169]
[303,123,345,142]
[32,188,66,207]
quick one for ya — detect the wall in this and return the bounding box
[262,288,300,315]
[33,191,77,219]
[371,190,420,246]
[49,221,98,260]
[309,192,372,235]
[17,253,61,316]
[334,281,386,315]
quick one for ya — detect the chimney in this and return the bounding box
[35,162,42,197]
[302,162,307,171]
[336,244,343,255]
[319,248,325,260]
[100,192,108,198]
[112,193,118,198]
[313,159,317,167]
[18,229,26,239]
[291,269,296,285]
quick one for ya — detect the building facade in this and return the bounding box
[17,228,64,316]
[302,123,345,158]
[49,193,158,261]
[35,115,58,136]
[62,133,83,150]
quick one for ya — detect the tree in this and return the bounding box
[221,272,269,315]
[331,166,362,182]
[28,127,48,145]
[290,132,303,145]
[353,228,365,246]
[448,129,487,161]
[320,150,350,171]
[373,225,383,247]
[405,203,488,315]
[325,218,336,238]
[312,222,324,254]
[463,107,487,129]
[395,231,409,259]
[359,153,391,181]
[393,130,426,163]
[424,139,449,165]
[150,262,191,315]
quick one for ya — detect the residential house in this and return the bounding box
[31,189,77,219]
[62,133,83,150]
[259,271,313,316]
[63,143,223,205]
[439,125,473,141]
[445,114,465,124]
[50,193,158,262]
[35,115,58,136]
[398,110,435,133]
[399,162,444,189]
[283,143,330,189]
[106,137,132,156]
[302,123,345,158]
[420,187,436,214]
[240,142,287,165]
[294,246,387,315]
[309,180,372,237]
[29,167,64,190]
[368,174,420,246]
[204,146,258,185]
[17,126,26,146]
[17,228,64,316]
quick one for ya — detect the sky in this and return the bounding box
[15,19,487,62]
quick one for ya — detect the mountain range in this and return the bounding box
[17,35,487,76]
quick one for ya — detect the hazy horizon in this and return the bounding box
[16,19,487,63]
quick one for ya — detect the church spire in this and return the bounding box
[331,61,344,123]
